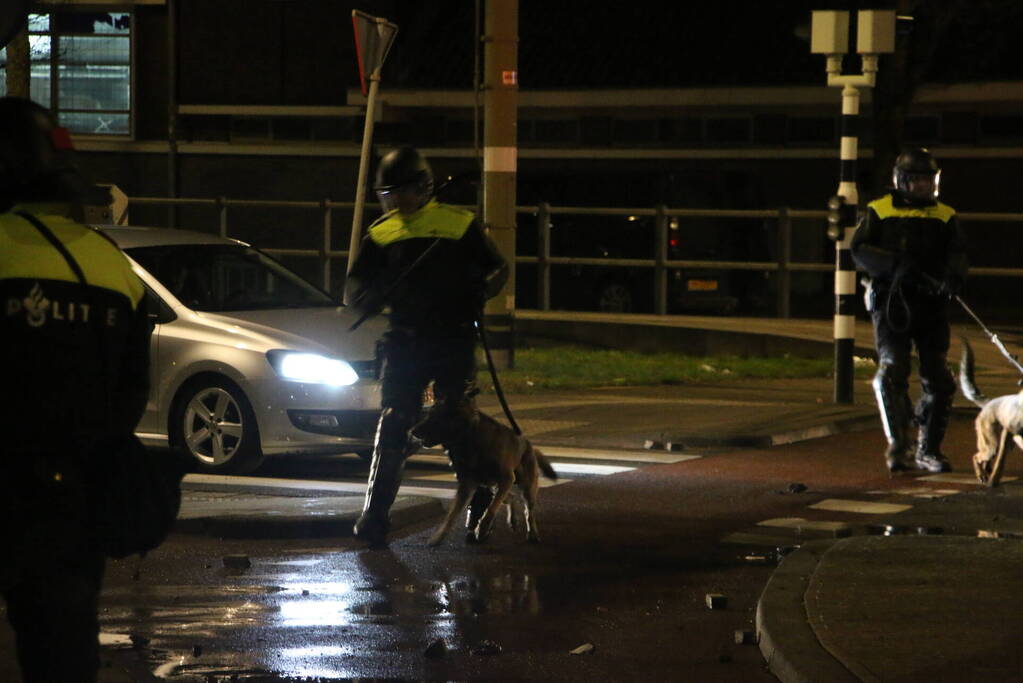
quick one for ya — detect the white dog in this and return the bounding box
[959,337,1023,487]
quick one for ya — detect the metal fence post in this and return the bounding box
[654,203,668,315]
[321,199,332,294]
[777,207,792,319]
[217,196,228,238]
[537,202,551,311]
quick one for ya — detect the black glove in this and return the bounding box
[938,275,963,298]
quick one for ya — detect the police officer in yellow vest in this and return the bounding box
[851,148,968,474]
[0,97,151,682]
[346,147,508,547]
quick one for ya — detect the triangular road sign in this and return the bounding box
[352,10,398,97]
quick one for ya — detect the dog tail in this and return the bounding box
[534,448,558,480]
[959,336,988,408]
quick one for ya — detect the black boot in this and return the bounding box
[873,373,913,472]
[353,447,406,547]
[915,393,952,473]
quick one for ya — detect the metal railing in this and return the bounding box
[125,195,1023,318]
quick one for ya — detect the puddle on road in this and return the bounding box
[104,558,548,680]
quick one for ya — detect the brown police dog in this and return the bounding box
[412,399,557,546]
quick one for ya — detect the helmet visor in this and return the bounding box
[376,184,427,214]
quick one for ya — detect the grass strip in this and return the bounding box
[476,346,877,393]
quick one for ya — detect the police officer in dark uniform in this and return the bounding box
[346,147,508,546]
[851,148,968,473]
[0,97,152,682]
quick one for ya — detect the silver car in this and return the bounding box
[102,226,385,474]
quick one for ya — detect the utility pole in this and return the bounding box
[811,9,895,404]
[482,0,519,369]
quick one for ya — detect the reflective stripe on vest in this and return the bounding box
[868,194,956,223]
[369,201,475,246]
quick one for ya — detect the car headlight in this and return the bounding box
[267,350,359,386]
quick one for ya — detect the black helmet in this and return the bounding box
[374,146,434,212]
[892,147,941,200]
[0,96,92,208]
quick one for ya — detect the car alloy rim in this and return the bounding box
[183,387,244,465]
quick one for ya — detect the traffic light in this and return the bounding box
[826,195,844,241]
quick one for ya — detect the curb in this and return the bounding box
[756,539,860,683]
[173,495,444,539]
[663,412,877,450]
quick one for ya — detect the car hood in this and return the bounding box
[198,307,386,360]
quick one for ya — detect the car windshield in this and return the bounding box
[127,244,336,312]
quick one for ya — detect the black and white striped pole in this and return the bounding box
[811,9,895,404]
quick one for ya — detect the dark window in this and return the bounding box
[787,117,835,144]
[613,119,658,145]
[533,119,579,145]
[940,112,978,144]
[705,117,751,144]
[979,115,1023,144]
[754,115,788,145]
[903,116,940,144]
[580,116,612,146]
[664,117,704,145]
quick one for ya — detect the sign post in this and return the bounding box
[345,10,397,303]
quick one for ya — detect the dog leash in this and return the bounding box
[474,315,523,435]
[954,295,1023,381]
[913,271,1023,381]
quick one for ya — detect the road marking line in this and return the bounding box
[409,472,570,488]
[539,446,700,464]
[865,487,962,499]
[809,499,912,514]
[185,473,364,494]
[416,446,699,464]
[757,517,851,532]
[918,473,1018,485]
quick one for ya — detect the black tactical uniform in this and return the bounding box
[851,148,967,473]
[346,147,508,546]
[0,97,151,682]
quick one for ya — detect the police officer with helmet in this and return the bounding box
[851,147,968,474]
[346,146,508,547]
[0,97,152,681]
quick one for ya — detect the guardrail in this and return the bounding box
[125,196,1023,319]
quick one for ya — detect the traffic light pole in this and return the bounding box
[811,9,894,405]
[833,84,860,404]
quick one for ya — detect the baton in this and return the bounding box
[348,238,442,332]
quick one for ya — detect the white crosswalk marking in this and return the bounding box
[758,518,851,532]
[414,445,699,464]
[809,499,913,514]
[919,473,1018,485]
[184,443,694,501]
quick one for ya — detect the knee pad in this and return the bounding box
[872,360,909,397]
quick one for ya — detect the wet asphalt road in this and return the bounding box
[4,413,999,681]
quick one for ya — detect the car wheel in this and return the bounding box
[598,281,633,313]
[170,377,264,474]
